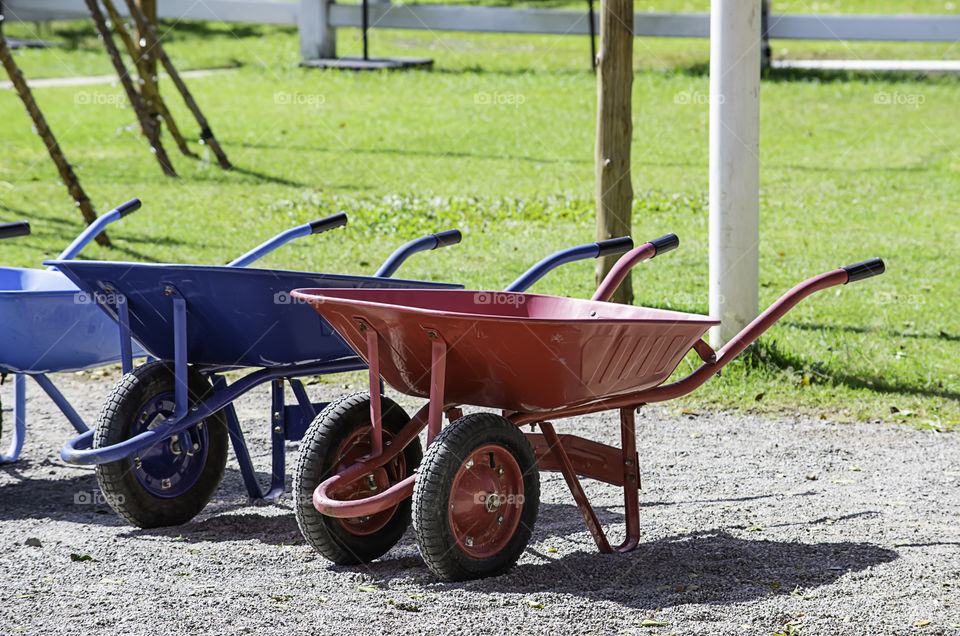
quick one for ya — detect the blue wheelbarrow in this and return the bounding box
[52,224,633,529]
[0,200,145,463]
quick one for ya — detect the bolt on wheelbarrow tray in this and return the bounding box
[292,235,886,581]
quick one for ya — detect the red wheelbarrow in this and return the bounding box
[291,234,885,580]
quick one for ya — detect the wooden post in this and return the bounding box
[0,28,110,245]
[85,0,177,176]
[136,0,162,133]
[594,0,634,304]
[102,0,195,157]
[709,0,761,345]
[124,0,232,170]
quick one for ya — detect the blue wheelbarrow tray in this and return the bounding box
[0,266,146,374]
[47,260,461,370]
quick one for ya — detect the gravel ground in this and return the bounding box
[1,371,958,635]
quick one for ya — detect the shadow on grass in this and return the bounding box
[42,19,291,49]
[230,141,589,167]
[739,338,960,403]
[782,319,960,343]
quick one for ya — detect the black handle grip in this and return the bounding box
[117,198,141,217]
[309,213,348,235]
[649,233,679,256]
[843,258,885,283]
[0,222,31,240]
[432,229,462,249]
[596,236,634,257]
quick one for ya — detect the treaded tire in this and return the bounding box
[294,392,422,565]
[94,361,228,528]
[413,412,539,581]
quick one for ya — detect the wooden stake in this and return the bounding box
[0,33,110,246]
[85,0,177,177]
[594,0,634,304]
[123,0,232,170]
[135,0,162,138]
[101,0,196,158]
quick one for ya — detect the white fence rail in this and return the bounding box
[4,0,959,61]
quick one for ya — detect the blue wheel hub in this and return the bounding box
[131,391,210,498]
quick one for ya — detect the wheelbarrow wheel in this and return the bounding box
[413,413,539,581]
[294,392,422,565]
[94,361,228,528]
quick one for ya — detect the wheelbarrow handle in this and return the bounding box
[516,256,889,422]
[309,212,348,234]
[373,229,463,278]
[843,258,885,283]
[0,221,31,240]
[227,213,349,267]
[591,233,679,302]
[53,198,141,261]
[504,236,635,293]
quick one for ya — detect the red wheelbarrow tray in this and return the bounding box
[290,239,884,563]
[286,288,718,414]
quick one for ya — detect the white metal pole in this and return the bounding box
[709,0,761,346]
[298,0,336,60]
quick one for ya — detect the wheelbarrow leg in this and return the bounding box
[618,407,641,552]
[540,410,642,554]
[266,379,286,499]
[212,374,284,500]
[539,421,612,553]
[116,292,133,374]
[0,375,27,463]
[32,374,89,435]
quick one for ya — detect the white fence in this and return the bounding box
[4,0,959,61]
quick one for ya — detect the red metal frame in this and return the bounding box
[309,243,873,555]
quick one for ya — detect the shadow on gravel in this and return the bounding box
[347,504,899,608]
[0,469,125,524]
[495,529,899,609]
[120,510,303,545]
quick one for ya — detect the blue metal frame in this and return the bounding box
[506,241,609,292]
[227,213,347,268]
[61,357,364,463]
[374,230,462,278]
[53,199,140,263]
[1,373,90,463]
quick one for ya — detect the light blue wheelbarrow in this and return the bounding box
[0,200,145,463]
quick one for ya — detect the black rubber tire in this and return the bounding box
[413,412,539,581]
[94,360,228,528]
[294,392,422,565]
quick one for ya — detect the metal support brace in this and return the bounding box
[268,379,286,499]
[426,334,447,446]
[288,379,317,422]
[212,374,284,500]
[0,374,27,463]
[166,285,189,422]
[539,412,641,553]
[117,293,133,374]
[32,374,89,434]
[364,326,383,457]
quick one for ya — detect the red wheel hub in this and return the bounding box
[448,444,525,559]
[332,427,406,536]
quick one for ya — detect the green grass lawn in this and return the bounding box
[1,11,957,429]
